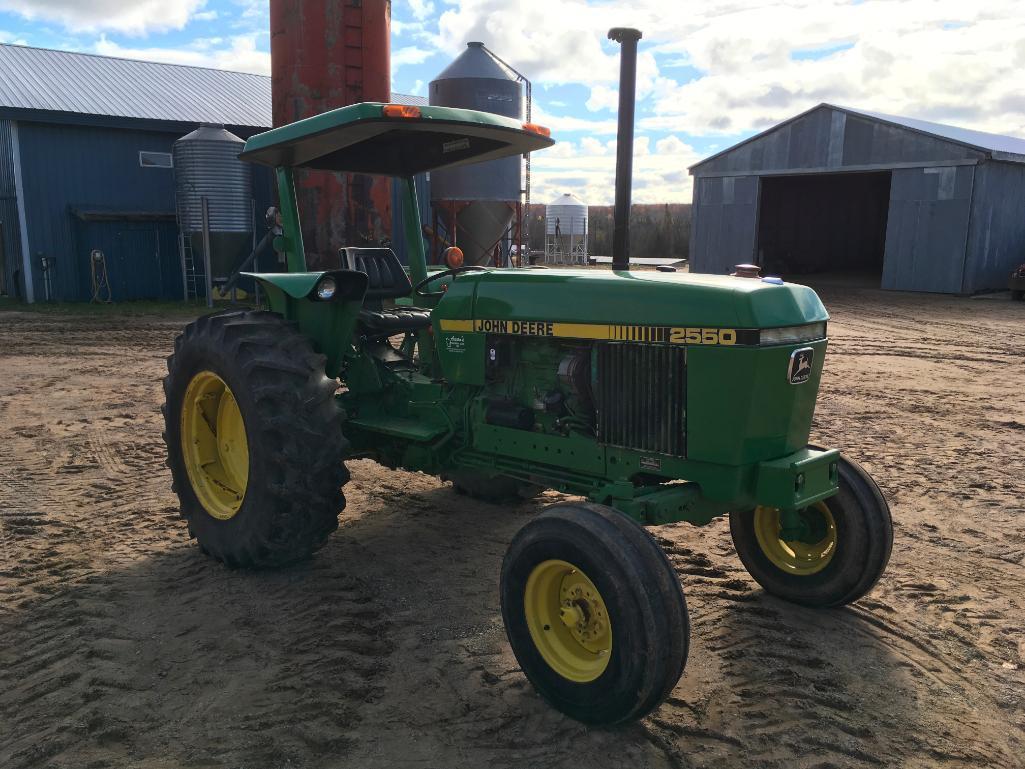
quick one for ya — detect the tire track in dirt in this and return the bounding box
[2,288,1024,768]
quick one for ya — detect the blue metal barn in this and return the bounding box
[0,44,427,303]
[688,104,1025,294]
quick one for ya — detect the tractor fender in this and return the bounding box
[243,270,368,378]
[242,270,368,302]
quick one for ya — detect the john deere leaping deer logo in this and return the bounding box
[788,347,815,385]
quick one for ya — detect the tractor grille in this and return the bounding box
[596,343,686,456]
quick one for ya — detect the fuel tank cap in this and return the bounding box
[731,263,761,278]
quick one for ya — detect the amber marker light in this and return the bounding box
[443,246,465,269]
[383,104,422,118]
[522,122,551,137]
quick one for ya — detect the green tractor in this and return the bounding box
[162,33,892,726]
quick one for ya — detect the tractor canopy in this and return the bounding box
[239,102,555,175]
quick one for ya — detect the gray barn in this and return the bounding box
[688,104,1025,293]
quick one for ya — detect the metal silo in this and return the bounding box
[173,125,252,298]
[430,42,523,265]
[545,193,589,264]
[270,0,391,269]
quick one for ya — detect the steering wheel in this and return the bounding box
[414,265,488,298]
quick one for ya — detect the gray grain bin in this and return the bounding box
[173,125,252,281]
[430,42,523,265]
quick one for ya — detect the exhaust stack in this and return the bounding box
[608,27,642,272]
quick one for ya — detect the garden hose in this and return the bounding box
[90,249,112,303]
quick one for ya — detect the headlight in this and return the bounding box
[315,276,337,301]
[759,322,826,346]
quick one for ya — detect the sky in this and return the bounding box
[0,1,1022,205]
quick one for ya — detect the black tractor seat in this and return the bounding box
[359,306,432,332]
[338,247,432,334]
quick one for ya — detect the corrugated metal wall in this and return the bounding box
[0,119,23,297]
[16,121,274,301]
[964,161,1025,293]
[881,165,974,293]
[688,105,1025,293]
[18,122,179,300]
[689,175,758,274]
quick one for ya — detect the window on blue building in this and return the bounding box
[139,151,173,168]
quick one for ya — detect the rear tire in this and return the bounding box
[500,503,689,725]
[1012,290,1024,301]
[162,310,349,568]
[730,451,892,607]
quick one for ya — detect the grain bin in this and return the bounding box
[545,193,589,264]
[430,42,523,265]
[173,125,252,282]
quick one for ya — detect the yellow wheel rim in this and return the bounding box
[524,560,612,683]
[754,502,837,576]
[180,370,249,521]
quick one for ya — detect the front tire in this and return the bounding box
[162,310,349,568]
[500,503,689,725]
[730,451,892,607]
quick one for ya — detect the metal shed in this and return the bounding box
[688,104,1025,294]
[0,43,427,303]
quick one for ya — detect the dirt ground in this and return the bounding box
[1,284,1023,769]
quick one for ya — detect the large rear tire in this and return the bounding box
[500,503,689,725]
[729,451,892,607]
[162,310,349,568]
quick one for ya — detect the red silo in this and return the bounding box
[270,0,392,268]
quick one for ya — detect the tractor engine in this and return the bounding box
[478,337,686,457]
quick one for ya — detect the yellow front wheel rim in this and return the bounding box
[524,560,612,683]
[180,370,249,521]
[754,502,837,576]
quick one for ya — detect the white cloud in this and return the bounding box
[426,1,1025,134]
[579,136,608,155]
[409,0,436,22]
[0,28,28,45]
[0,0,206,35]
[420,0,1025,203]
[643,0,1025,137]
[392,45,435,73]
[531,131,700,205]
[93,33,269,75]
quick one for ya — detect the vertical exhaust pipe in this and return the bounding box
[608,27,642,272]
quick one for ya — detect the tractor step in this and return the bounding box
[346,415,448,442]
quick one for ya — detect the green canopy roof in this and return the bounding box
[239,102,554,176]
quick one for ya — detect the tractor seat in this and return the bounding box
[338,246,432,334]
[358,306,432,332]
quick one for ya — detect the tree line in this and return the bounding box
[525,203,692,259]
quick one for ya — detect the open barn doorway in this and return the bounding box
[756,171,891,286]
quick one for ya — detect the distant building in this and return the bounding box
[0,43,425,302]
[688,103,1025,294]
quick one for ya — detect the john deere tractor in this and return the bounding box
[162,31,891,726]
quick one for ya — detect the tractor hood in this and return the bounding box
[460,269,827,330]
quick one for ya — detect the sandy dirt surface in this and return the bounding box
[1,286,1023,769]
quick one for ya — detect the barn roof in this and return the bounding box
[0,43,424,131]
[691,103,1025,171]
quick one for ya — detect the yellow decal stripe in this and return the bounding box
[438,319,474,332]
[551,322,612,340]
